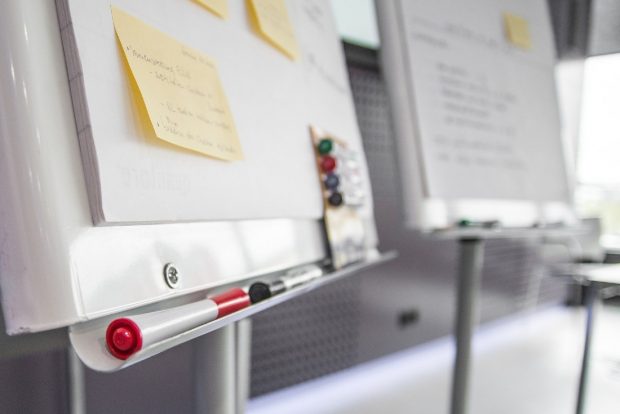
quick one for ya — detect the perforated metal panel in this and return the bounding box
[250,278,362,396]
[249,43,568,397]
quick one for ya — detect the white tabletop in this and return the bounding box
[572,263,620,285]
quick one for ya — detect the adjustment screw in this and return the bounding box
[163,263,180,289]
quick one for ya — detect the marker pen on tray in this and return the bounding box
[248,265,323,304]
[105,287,250,360]
[457,219,500,229]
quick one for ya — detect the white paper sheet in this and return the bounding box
[59,0,372,224]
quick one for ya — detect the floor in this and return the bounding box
[247,303,620,414]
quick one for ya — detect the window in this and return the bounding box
[577,53,620,248]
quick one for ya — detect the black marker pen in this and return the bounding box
[248,265,323,303]
[457,219,500,229]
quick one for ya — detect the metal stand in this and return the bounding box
[576,283,598,414]
[67,347,86,414]
[235,319,252,414]
[450,238,485,414]
[194,321,252,414]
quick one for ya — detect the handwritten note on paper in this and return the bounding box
[111,6,243,160]
[195,0,228,19]
[248,0,299,59]
[503,13,532,50]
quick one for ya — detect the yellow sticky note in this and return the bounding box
[111,6,243,160]
[503,13,532,50]
[248,0,299,60]
[195,0,228,19]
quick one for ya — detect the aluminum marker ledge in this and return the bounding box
[429,225,584,240]
[69,250,396,372]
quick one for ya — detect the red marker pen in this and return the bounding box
[106,288,249,360]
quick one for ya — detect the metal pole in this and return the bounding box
[576,282,597,414]
[235,319,252,414]
[450,237,485,414]
[67,347,86,414]
[194,325,236,414]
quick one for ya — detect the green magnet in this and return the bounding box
[318,138,333,155]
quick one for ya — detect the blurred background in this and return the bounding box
[2,0,620,413]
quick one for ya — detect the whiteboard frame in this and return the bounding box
[375,0,577,232]
[0,0,377,334]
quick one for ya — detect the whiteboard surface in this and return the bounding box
[64,0,372,223]
[377,0,574,230]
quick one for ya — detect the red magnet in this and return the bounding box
[321,156,337,173]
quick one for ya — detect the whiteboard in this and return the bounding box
[0,0,382,336]
[376,0,575,231]
[60,0,372,224]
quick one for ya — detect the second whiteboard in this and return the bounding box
[377,0,575,231]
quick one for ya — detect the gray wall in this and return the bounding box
[588,0,620,55]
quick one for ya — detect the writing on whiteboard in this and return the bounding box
[112,6,243,160]
[402,0,567,201]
